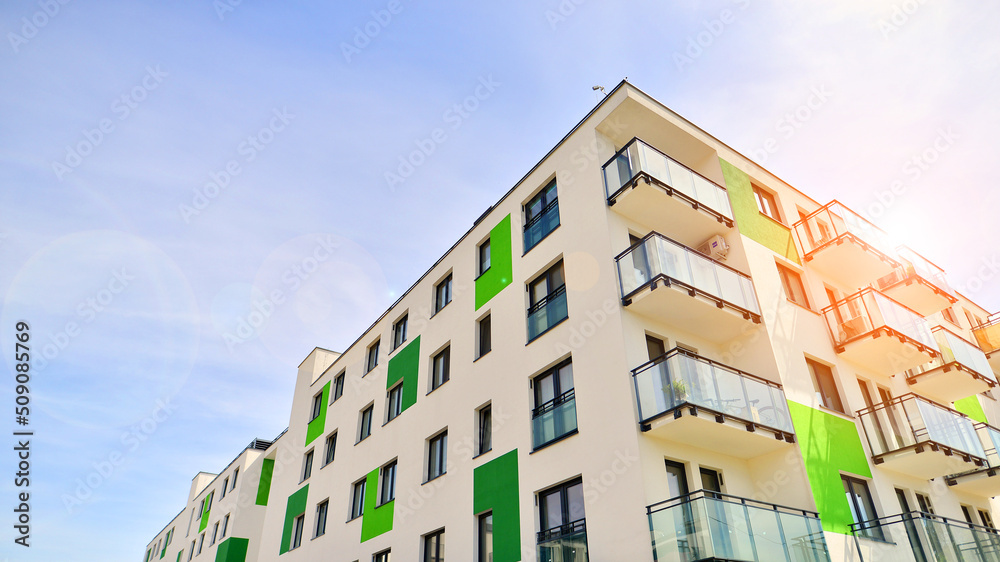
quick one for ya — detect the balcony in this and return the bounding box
[616,233,761,343]
[648,490,830,562]
[906,327,997,403]
[850,512,1000,562]
[793,201,901,290]
[823,288,940,377]
[947,423,1000,496]
[532,389,578,450]
[875,247,957,317]
[632,348,794,459]
[537,519,588,562]
[973,314,1000,374]
[528,285,568,341]
[603,138,734,248]
[856,394,986,479]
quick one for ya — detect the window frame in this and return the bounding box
[358,404,374,443]
[373,549,391,562]
[379,460,397,505]
[431,346,451,391]
[315,500,329,538]
[478,239,491,277]
[806,357,845,414]
[324,432,337,466]
[423,528,445,562]
[310,391,323,422]
[538,477,586,536]
[523,178,560,253]
[434,274,453,313]
[210,521,219,546]
[220,514,229,539]
[332,372,345,403]
[842,474,883,540]
[753,184,782,223]
[427,430,448,482]
[386,383,404,423]
[350,479,366,520]
[231,468,238,490]
[301,449,314,482]
[777,262,810,308]
[290,514,305,550]
[477,314,492,359]
[478,511,493,562]
[478,403,492,456]
[392,314,408,350]
[366,339,380,373]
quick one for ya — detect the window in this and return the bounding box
[231,468,238,490]
[315,500,329,537]
[210,522,218,546]
[777,263,809,307]
[324,432,337,466]
[302,450,314,481]
[424,529,445,562]
[478,404,492,455]
[539,478,587,545]
[205,491,213,512]
[477,315,492,358]
[843,475,882,540]
[221,478,229,499]
[980,509,995,529]
[806,358,845,414]
[427,431,448,481]
[478,512,493,562]
[478,239,491,276]
[188,541,194,561]
[350,479,366,520]
[527,261,568,340]
[431,346,450,391]
[393,314,408,350]
[197,533,204,555]
[358,405,374,442]
[532,359,578,448]
[435,274,453,313]
[387,384,403,422]
[220,514,229,539]
[290,514,305,550]
[331,372,345,403]
[366,339,380,373]
[380,461,397,505]
[524,179,560,252]
[374,550,391,562]
[753,184,781,222]
[943,307,960,326]
[310,391,323,421]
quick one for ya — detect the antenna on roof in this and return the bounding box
[592,85,606,101]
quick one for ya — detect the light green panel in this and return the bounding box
[160,529,169,558]
[473,449,521,562]
[199,491,213,533]
[306,381,331,446]
[214,537,249,562]
[955,396,988,423]
[788,401,872,535]
[176,551,182,562]
[719,158,801,264]
[475,214,513,310]
[256,458,274,506]
[279,485,309,555]
[361,467,394,542]
[386,336,420,412]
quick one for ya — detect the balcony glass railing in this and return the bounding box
[615,232,759,315]
[524,199,560,252]
[856,394,985,461]
[913,327,997,384]
[632,348,792,433]
[793,201,899,260]
[974,314,1000,356]
[851,512,1000,562]
[823,288,938,350]
[649,490,830,562]
[527,285,568,341]
[898,246,953,295]
[602,138,733,220]
[537,519,588,562]
[532,389,578,450]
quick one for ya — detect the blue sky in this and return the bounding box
[1,1,998,559]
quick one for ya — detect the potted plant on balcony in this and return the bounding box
[667,380,688,404]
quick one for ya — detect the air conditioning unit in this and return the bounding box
[697,235,729,260]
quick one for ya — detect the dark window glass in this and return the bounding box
[539,478,586,540]
[359,406,373,441]
[843,475,882,540]
[479,513,493,562]
[315,501,328,537]
[479,239,491,275]
[301,450,313,481]
[393,315,408,350]
[479,405,492,455]
[351,480,366,519]
[310,392,323,421]
[807,358,844,413]
[387,385,403,422]
[777,264,809,307]
[524,180,560,252]
[478,315,492,358]
[324,432,337,465]
[424,529,445,562]
[753,185,781,222]
[333,373,345,402]
[432,347,450,390]
[435,275,453,313]
[380,461,396,504]
[366,340,380,373]
[428,431,448,480]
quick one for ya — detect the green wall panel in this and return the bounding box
[214,537,249,562]
[177,551,182,562]
[361,467,394,542]
[475,214,513,310]
[788,401,871,535]
[279,485,309,555]
[386,336,420,413]
[160,529,169,558]
[199,491,213,533]
[256,458,274,506]
[955,396,988,423]
[473,449,521,562]
[719,158,801,264]
[305,381,331,446]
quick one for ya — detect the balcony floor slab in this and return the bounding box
[804,235,898,291]
[610,174,732,249]
[625,280,760,344]
[642,406,793,460]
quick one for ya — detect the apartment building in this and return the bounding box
[144,80,1000,562]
